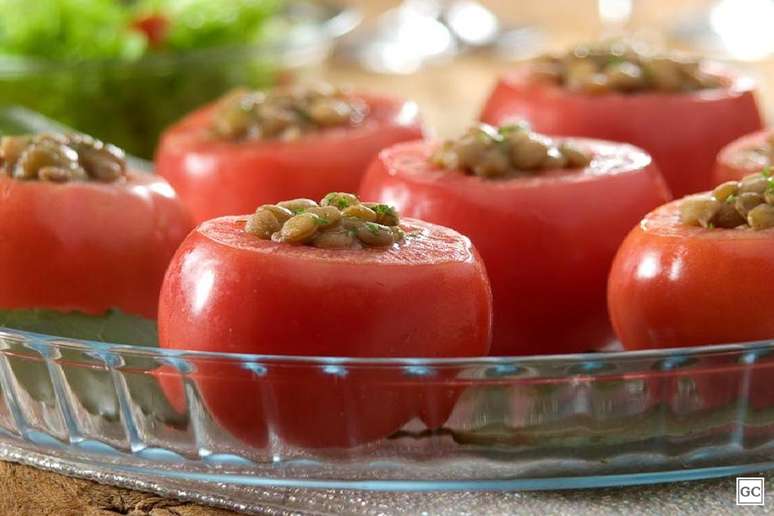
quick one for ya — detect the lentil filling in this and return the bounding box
[245,193,404,249]
[0,133,127,183]
[532,41,723,94]
[681,169,774,230]
[431,123,591,178]
[211,83,369,141]
[737,133,774,168]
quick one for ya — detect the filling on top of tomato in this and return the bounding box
[681,169,774,230]
[431,123,591,178]
[531,41,722,94]
[733,133,774,170]
[210,83,369,141]
[245,192,404,249]
[0,133,127,183]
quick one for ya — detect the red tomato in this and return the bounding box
[0,172,192,318]
[158,216,492,448]
[480,67,763,197]
[132,14,169,48]
[714,129,773,184]
[156,96,425,224]
[608,199,774,350]
[359,139,671,356]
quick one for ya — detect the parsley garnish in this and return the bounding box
[762,166,772,178]
[725,194,737,204]
[365,222,380,235]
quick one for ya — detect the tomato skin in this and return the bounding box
[608,200,774,350]
[0,172,192,318]
[714,129,773,184]
[156,96,425,224]
[359,140,671,356]
[481,67,763,197]
[158,217,491,448]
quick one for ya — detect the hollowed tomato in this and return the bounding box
[158,216,492,448]
[714,129,773,184]
[0,172,192,318]
[155,95,425,224]
[359,139,671,356]
[608,199,774,350]
[480,68,763,197]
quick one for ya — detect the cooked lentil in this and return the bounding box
[532,41,723,94]
[0,133,126,183]
[431,123,591,178]
[245,193,404,249]
[681,170,774,230]
[211,83,368,141]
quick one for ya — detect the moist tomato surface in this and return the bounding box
[359,139,671,356]
[609,199,774,350]
[158,216,492,448]
[714,129,773,184]
[155,95,424,224]
[480,68,763,197]
[0,171,192,318]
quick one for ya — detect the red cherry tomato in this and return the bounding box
[156,96,425,224]
[0,172,192,318]
[158,216,492,448]
[714,129,773,184]
[359,139,671,356]
[481,67,763,197]
[608,199,774,350]
[132,14,169,48]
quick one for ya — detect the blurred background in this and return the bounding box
[0,0,771,157]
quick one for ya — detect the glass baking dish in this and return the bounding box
[0,108,773,495]
[1,327,773,492]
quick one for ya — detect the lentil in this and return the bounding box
[532,41,723,94]
[681,170,774,230]
[211,83,368,141]
[431,123,591,179]
[245,192,404,249]
[0,132,127,183]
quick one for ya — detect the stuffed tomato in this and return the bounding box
[359,123,671,356]
[480,42,763,197]
[0,133,192,318]
[609,169,774,350]
[715,129,774,184]
[158,193,492,448]
[156,83,425,224]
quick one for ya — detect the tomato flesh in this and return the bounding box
[158,217,492,448]
[0,172,192,318]
[480,69,763,197]
[609,200,774,349]
[156,95,425,224]
[714,129,773,184]
[359,139,671,356]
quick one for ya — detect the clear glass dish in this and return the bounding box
[1,326,773,493]
[0,0,360,159]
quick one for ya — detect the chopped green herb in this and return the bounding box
[762,166,772,178]
[725,194,737,204]
[365,222,380,235]
[497,121,529,137]
[372,204,396,217]
[314,217,329,226]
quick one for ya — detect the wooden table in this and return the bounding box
[4,1,774,514]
